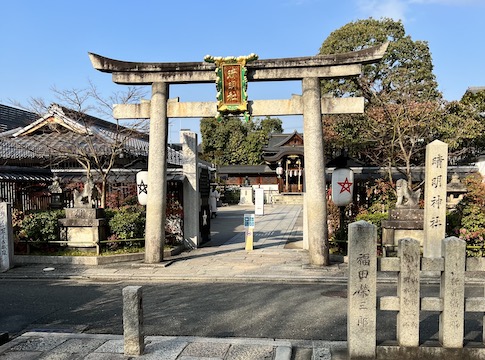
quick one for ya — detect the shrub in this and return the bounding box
[108,206,146,240]
[222,188,240,205]
[18,210,65,242]
[356,211,389,227]
[447,173,485,257]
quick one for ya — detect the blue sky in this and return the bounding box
[1,0,484,142]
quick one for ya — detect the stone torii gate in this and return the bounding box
[89,43,387,265]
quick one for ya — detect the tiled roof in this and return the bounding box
[467,87,485,94]
[0,103,182,166]
[0,104,37,132]
[265,131,303,148]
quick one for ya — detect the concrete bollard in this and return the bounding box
[347,220,377,359]
[439,237,465,348]
[123,286,144,355]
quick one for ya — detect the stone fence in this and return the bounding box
[348,220,485,359]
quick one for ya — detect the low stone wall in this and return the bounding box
[13,245,183,266]
[272,194,304,205]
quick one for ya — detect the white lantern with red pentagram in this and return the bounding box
[136,171,149,206]
[331,168,354,207]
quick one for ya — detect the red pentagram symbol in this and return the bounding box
[337,177,353,194]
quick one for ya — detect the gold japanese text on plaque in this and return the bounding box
[204,54,258,122]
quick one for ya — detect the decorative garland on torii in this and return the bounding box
[204,53,258,122]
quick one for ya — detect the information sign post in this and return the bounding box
[244,214,255,251]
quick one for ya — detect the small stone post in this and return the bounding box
[0,203,14,272]
[123,286,144,355]
[439,237,465,348]
[397,238,420,347]
[348,220,377,359]
[423,140,448,258]
[181,130,199,248]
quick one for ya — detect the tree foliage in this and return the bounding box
[461,88,485,115]
[320,18,440,101]
[320,18,444,184]
[437,99,485,162]
[447,173,485,257]
[200,116,283,165]
[320,18,485,184]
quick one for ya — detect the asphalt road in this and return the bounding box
[1,279,484,344]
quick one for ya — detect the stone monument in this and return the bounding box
[239,183,254,205]
[347,221,377,358]
[59,178,106,252]
[181,130,200,248]
[381,179,424,253]
[423,140,448,258]
[0,203,14,272]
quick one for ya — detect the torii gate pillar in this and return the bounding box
[302,77,327,265]
[145,82,169,263]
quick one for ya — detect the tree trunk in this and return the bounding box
[100,179,107,208]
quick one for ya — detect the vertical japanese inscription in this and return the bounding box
[397,238,420,346]
[0,202,13,272]
[348,221,377,358]
[0,204,6,256]
[353,254,372,314]
[222,64,242,105]
[439,237,465,348]
[204,54,258,122]
[424,140,448,258]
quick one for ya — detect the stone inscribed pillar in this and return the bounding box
[123,286,144,355]
[423,140,448,258]
[439,237,465,348]
[0,203,14,272]
[348,220,377,359]
[397,238,420,347]
[181,130,199,248]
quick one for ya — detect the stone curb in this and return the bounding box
[3,269,485,285]
[0,332,295,360]
[12,246,184,266]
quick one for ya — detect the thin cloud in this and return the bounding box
[357,0,483,22]
[409,0,483,4]
[357,0,408,21]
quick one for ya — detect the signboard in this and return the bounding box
[204,54,258,122]
[222,64,243,106]
[244,213,255,251]
[254,188,265,215]
[244,213,255,228]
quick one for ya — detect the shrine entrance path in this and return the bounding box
[203,204,303,249]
